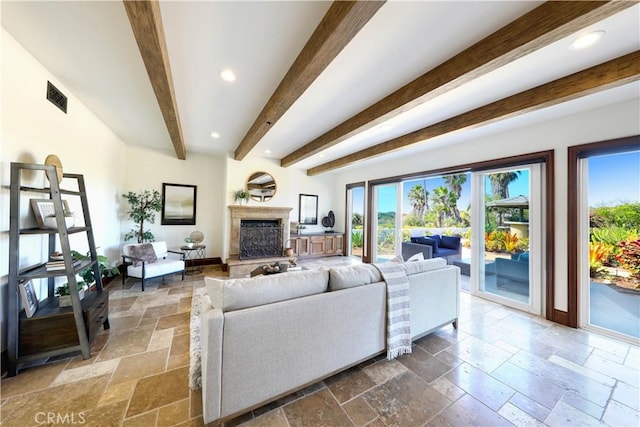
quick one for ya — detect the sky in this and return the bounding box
[350,150,639,215]
[588,151,640,206]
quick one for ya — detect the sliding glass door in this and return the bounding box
[372,183,401,263]
[470,164,543,314]
[579,150,639,341]
[346,184,365,259]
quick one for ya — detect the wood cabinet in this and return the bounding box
[289,232,344,258]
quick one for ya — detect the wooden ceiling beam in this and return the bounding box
[233,0,386,161]
[124,0,186,160]
[307,51,640,176]
[283,0,634,168]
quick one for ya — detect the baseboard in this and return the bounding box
[186,257,222,268]
[1,349,7,378]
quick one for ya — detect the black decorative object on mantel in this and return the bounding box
[322,210,335,233]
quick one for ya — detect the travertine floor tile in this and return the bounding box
[342,396,377,426]
[157,398,190,426]
[441,394,512,426]
[0,360,69,399]
[110,348,169,385]
[126,366,189,418]
[283,388,354,426]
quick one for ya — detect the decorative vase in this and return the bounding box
[187,242,194,248]
[284,247,294,257]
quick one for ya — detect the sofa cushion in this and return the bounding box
[128,243,157,267]
[428,235,441,252]
[205,269,329,312]
[403,257,447,276]
[328,264,382,291]
[440,235,461,250]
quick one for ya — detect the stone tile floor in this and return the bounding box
[1,259,639,426]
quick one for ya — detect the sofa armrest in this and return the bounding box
[201,303,224,424]
[167,249,186,260]
[401,242,433,261]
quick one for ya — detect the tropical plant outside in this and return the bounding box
[589,202,640,289]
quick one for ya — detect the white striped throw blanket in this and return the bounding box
[375,262,412,360]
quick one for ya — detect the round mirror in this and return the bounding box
[247,171,276,202]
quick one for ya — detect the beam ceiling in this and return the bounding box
[124,0,186,160]
[233,0,386,161]
[282,0,634,169]
[307,51,640,175]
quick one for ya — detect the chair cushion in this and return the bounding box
[440,235,461,250]
[127,259,184,279]
[205,269,329,312]
[128,243,157,267]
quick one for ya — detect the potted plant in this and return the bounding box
[71,250,120,286]
[122,190,162,243]
[185,237,195,248]
[233,189,250,205]
[55,281,87,307]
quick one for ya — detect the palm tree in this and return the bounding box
[444,174,467,224]
[408,184,428,218]
[488,171,521,199]
[430,186,455,227]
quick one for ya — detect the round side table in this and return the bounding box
[180,245,206,275]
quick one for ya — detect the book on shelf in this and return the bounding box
[45,258,81,270]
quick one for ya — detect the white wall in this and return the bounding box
[122,145,225,257]
[332,98,640,314]
[223,155,338,260]
[0,30,127,350]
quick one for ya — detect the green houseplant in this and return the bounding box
[71,250,119,285]
[122,190,162,243]
[55,281,87,307]
[233,189,250,205]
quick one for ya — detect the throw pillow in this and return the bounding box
[440,235,461,250]
[406,252,424,262]
[414,236,438,253]
[389,254,404,263]
[128,243,157,267]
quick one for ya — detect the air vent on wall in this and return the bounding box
[46,81,67,113]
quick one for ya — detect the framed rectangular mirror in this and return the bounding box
[299,194,318,225]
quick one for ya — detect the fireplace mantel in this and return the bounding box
[228,206,292,257]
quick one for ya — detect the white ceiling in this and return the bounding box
[2,1,639,173]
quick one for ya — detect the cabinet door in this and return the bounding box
[324,236,336,254]
[309,236,325,255]
[335,234,344,254]
[292,237,309,256]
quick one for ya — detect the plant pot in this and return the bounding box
[186,242,194,248]
[58,289,85,307]
[284,247,294,257]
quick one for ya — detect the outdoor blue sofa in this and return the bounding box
[403,235,461,262]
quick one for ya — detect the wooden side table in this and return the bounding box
[180,245,206,275]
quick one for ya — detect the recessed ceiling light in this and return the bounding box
[380,124,393,131]
[319,153,325,158]
[210,132,220,139]
[570,30,605,50]
[265,149,272,154]
[219,68,236,82]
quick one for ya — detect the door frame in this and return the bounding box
[567,135,640,327]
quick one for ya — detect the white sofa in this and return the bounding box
[200,258,460,424]
[121,241,185,291]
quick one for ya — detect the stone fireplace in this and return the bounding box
[239,219,282,259]
[228,206,292,271]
